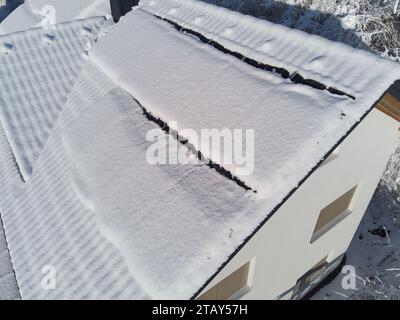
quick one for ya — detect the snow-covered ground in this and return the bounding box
[201,0,400,300]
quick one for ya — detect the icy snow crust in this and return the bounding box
[0,1,399,299]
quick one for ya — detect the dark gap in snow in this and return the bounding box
[129,95,257,193]
[154,14,356,101]
[290,72,326,90]
[328,87,355,99]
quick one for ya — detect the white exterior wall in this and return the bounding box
[198,109,400,300]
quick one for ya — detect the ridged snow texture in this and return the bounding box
[0,17,107,180]
[0,100,21,300]
[0,215,19,300]
[0,61,149,299]
[139,0,399,98]
[1,1,399,300]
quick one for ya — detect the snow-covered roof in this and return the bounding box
[0,16,109,180]
[0,217,19,299]
[0,0,110,35]
[139,0,398,98]
[91,5,400,198]
[0,0,399,299]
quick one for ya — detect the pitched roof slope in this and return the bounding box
[0,61,150,299]
[0,0,110,35]
[92,6,400,197]
[139,0,398,98]
[0,216,19,299]
[63,7,400,298]
[0,16,108,180]
[0,1,399,300]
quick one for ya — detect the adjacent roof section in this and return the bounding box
[0,16,109,180]
[139,0,399,100]
[0,0,111,35]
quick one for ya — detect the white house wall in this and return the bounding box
[198,108,400,300]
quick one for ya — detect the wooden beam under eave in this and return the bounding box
[376,93,400,122]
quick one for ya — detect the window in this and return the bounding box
[311,186,358,243]
[197,261,253,300]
